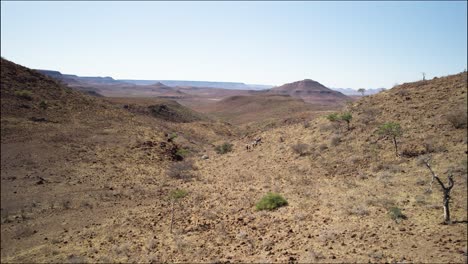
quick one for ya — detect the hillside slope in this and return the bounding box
[0,59,235,263]
[186,72,467,263]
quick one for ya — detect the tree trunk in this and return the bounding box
[392,136,399,156]
[443,191,451,224]
[170,200,174,233]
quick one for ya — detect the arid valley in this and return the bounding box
[1,1,467,263]
[1,57,467,263]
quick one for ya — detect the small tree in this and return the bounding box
[419,157,454,224]
[169,189,188,233]
[340,112,352,131]
[357,88,366,96]
[377,122,402,157]
[325,112,352,131]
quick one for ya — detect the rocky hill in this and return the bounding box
[269,79,350,105]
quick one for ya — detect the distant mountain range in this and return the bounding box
[36,69,383,96]
[119,79,273,90]
[331,87,385,96]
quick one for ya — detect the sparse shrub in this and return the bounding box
[169,189,188,233]
[167,133,178,142]
[175,148,190,159]
[422,138,439,153]
[348,156,360,165]
[377,171,393,186]
[388,206,406,222]
[366,198,396,209]
[14,90,33,100]
[325,113,339,122]
[414,195,427,205]
[415,178,426,186]
[167,160,195,180]
[61,199,72,210]
[401,142,427,157]
[446,108,467,129]
[68,255,87,264]
[377,122,403,156]
[340,112,352,131]
[360,107,380,125]
[330,135,341,146]
[39,100,48,109]
[396,89,409,96]
[291,143,310,156]
[357,173,368,180]
[255,193,288,211]
[214,142,233,154]
[318,143,328,151]
[347,204,369,216]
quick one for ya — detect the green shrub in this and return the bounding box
[256,193,288,211]
[39,100,48,109]
[14,90,33,100]
[167,133,178,142]
[215,142,233,154]
[340,112,352,130]
[175,148,190,158]
[169,189,188,200]
[388,206,406,221]
[325,113,339,122]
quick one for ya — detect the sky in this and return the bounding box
[1,1,467,89]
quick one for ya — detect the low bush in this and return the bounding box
[388,206,406,221]
[167,160,195,180]
[446,108,467,129]
[330,135,341,146]
[256,193,288,211]
[14,90,33,100]
[167,132,178,142]
[291,143,310,156]
[325,113,339,122]
[215,142,233,154]
[346,204,369,216]
[175,148,190,159]
[39,100,48,109]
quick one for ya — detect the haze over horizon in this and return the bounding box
[1,1,467,89]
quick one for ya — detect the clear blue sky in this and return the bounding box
[1,1,467,89]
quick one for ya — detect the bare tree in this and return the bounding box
[357,88,366,96]
[419,157,455,224]
[422,72,426,81]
